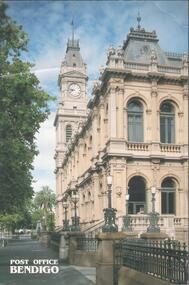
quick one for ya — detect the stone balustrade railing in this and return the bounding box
[174,217,188,227]
[124,61,182,74]
[157,65,181,74]
[165,51,185,58]
[126,142,182,154]
[118,215,186,230]
[127,142,149,151]
[160,144,181,153]
[125,62,149,71]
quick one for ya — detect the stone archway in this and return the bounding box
[128,176,146,214]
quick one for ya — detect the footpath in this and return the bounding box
[0,239,96,285]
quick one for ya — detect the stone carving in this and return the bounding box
[150,49,157,62]
[107,46,124,59]
[92,80,101,92]
[116,46,124,57]
[116,187,122,197]
[182,54,188,67]
[107,46,116,57]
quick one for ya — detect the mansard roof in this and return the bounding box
[123,26,184,67]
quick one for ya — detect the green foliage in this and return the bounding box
[0,214,23,232]
[47,212,55,232]
[31,186,56,231]
[0,1,54,214]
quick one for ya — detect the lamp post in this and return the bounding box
[102,174,118,232]
[147,186,160,233]
[71,191,80,232]
[62,200,70,231]
[122,194,132,232]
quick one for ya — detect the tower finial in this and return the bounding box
[137,12,141,30]
[71,19,74,41]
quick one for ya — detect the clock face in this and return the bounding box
[69,83,81,97]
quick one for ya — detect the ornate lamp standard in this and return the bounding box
[147,186,160,232]
[122,194,132,232]
[62,200,70,231]
[102,174,118,232]
[70,191,80,232]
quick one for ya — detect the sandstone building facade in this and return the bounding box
[54,21,188,242]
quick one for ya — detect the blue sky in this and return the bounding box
[6,0,188,193]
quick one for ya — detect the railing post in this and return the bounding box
[59,231,69,263]
[96,232,127,285]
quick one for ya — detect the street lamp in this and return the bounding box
[122,194,132,232]
[62,200,70,231]
[71,191,80,232]
[147,186,160,233]
[102,173,118,232]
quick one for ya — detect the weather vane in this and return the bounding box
[71,19,74,41]
[137,12,141,30]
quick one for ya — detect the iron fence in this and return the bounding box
[113,238,188,285]
[76,237,98,251]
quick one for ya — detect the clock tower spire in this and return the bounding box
[54,31,88,225]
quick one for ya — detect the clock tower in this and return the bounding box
[54,34,88,225]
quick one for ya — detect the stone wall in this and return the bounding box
[118,267,173,285]
[70,250,96,267]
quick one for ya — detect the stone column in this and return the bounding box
[108,87,116,138]
[68,232,85,265]
[93,173,100,220]
[183,87,188,146]
[96,232,137,285]
[116,88,124,138]
[99,99,105,149]
[92,108,98,158]
[146,188,152,213]
[39,231,51,247]
[59,232,69,263]
[151,81,158,143]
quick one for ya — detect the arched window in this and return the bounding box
[128,176,146,214]
[161,178,176,214]
[89,135,92,145]
[160,101,175,143]
[128,100,143,142]
[66,125,72,142]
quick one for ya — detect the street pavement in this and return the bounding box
[0,239,96,285]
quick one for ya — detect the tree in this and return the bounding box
[0,1,54,214]
[0,214,23,232]
[32,186,56,231]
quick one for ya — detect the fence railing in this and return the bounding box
[76,237,98,252]
[1,233,31,240]
[113,238,188,285]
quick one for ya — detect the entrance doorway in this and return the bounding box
[128,176,146,214]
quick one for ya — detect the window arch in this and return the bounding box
[160,101,175,143]
[66,125,72,142]
[128,176,146,214]
[89,135,92,145]
[161,178,176,214]
[127,100,143,142]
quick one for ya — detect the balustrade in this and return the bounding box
[127,142,149,151]
[160,144,181,153]
[158,65,181,74]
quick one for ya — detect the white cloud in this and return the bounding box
[32,112,56,192]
